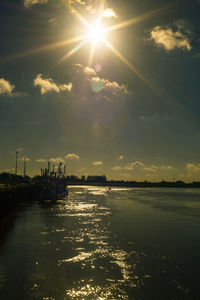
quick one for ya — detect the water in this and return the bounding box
[0,186,200,299]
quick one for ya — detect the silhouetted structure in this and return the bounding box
[23,157,26,177]
[15,151,18,175]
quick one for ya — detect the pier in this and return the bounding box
[0,184,43,217]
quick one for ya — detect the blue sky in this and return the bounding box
[0,0,200,181]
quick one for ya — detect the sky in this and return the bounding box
[0,0,200,181]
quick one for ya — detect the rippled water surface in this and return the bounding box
[0,186,200,299]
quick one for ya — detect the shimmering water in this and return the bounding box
[0,186,200,299]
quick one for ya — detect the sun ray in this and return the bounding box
[86,0,106,67]
[69,4,92,31]
[66,6,161,94]
[104,3,175,34]
[59,39,88,63]
[0,34,88,63]
[97,0,106,22]
[88,39,97,66]
[101,38,159,95]
[65,3,174,95]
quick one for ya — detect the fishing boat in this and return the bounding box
[38,162,68,202]
[39,176,68,202]
[55,176,68,199]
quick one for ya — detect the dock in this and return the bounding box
[0,184,43,217]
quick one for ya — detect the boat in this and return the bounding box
[55,177,68,199]
[40,175,68,202]
[38,163,68,202]
[39,176,68,202]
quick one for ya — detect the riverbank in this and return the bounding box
[67,180,200,188]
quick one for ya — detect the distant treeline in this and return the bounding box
[1,172,200,188]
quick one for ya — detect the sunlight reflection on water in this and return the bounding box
[54,187,155,299]
[0,186,200,299]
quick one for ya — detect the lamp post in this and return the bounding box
[23,157,26,177]
[15,151,18,175]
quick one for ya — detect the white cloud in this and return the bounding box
[125,161,144,170]
[112,166,122,171]
[93,161,103,166]
[69,0,85,5]
[48,18,56,24]
[103,8,117,18]
[119,155,124,160]
[24,0,48,7]
[150,23,192,51]
[0,78,15,95]
[2,168,15,173]
[16,147,23,152]
[90,76,131,95]
[160,165,174,170]
[35,158,47,163]
[20,156,31,162]
[143,167,157,173]
[77,167,87,173]
[65,153,80,160]
[74,64,132,97]
[74,64,97,76]
[50,157,65,163]
[186,163,200,172]
[34,74,72,94]
[144,165,174,172]
[84,67,96,76]
[124,161,174,172]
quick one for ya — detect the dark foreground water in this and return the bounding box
[0,186,200,300]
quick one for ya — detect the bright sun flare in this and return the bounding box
[88,20,105,43]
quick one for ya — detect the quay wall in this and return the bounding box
[0,184,42,217]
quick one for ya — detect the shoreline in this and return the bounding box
[67,181,200,188]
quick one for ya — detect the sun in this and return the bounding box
[87,20,105,43]
[59,3,170,92]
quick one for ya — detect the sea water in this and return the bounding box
[0,186,200,299]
